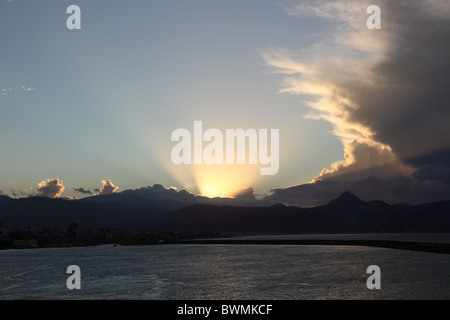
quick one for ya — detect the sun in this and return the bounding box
[201,184,224,198]
[193,164,260,198]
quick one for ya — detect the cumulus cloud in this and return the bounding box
[312,141,413,182]
[74,187,93,195]
[37,179,65,198]
[263,0,450,205]
[98,180,119,196]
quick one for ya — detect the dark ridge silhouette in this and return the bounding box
[0,195,11,205]
[393,202,413,209]
[78,188,271,210]
[162,204,304,234]
[0,192,449,233]
[0,196,166,229]
[270,203,290,209]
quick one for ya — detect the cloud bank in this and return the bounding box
[107,184,270,208]
[263,0,450,205]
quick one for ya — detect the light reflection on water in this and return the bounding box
[0,242,449,300]
[219,233,450,243]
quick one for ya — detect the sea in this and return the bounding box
[1,234,449,300]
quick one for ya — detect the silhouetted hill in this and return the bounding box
[0,192,449,233]
[409,200,450,232]
[161,204,304,234]
[0,197,165,229]
[158,192,450,233]
[0,195,11,205]
[79,186,271,210]
[79,192,188,211]
[270,203,290,209]
[305,197,406,233]
[393,203,413,209]
[325,191,366,208]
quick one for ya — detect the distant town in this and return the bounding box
[0,223,221,250]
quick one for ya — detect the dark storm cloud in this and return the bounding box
[263,0,450,205]
[74,187,93,195]
[413,165,450,185]
[266,165,450,206]
[346,0,450,163]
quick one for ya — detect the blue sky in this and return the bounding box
[0,0,342,197]
[2,0,448,205]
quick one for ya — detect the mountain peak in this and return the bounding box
[326,191,365,208]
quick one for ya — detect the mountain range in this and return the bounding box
[0,191,449,234]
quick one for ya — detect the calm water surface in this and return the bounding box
[1,236,450,300]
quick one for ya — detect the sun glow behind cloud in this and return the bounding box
[192,165,260,198]
[132,128,261,198]
[152,137,262,197]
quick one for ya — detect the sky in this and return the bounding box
[1,0,449,206]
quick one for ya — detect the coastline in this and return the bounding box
[166,239,450,255]
[2,235,450,255]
